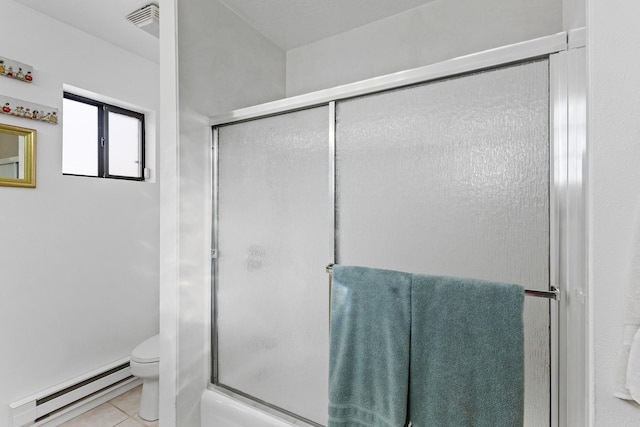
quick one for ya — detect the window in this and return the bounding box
[63,92,145,180]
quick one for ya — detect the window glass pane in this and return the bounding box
[107,111,142,178]
[62,98,98,176]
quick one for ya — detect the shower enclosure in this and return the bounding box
[207,33,586,427]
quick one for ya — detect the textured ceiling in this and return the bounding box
[12,0,435,62]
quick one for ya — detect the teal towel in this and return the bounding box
[329,265,412,427]
[409,274,525,427]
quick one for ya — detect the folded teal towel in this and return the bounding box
[329,265,412,427]
[409,274,525,427]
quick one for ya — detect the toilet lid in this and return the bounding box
[132,334,159,363]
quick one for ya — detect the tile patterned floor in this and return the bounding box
[60,385,158,427]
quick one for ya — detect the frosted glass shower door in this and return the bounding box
[335,60,551,426]
[215,106,331,425]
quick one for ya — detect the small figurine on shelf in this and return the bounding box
[25,71,33,81]
[6,66,13,77]
[32,109,38,119]
[2,103,10,113]
[16,67,24,80]
[0,60,5,75]
[49,111,58,124]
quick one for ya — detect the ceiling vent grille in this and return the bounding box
[126,4,159,38]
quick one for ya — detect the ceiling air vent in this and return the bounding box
[126,4,159,38]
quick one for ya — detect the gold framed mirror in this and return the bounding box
[0,123,36,188]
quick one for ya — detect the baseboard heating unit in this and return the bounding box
[9,358,139,427]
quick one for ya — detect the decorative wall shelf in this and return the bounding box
[0,56,34,83]
[0,95,58,124]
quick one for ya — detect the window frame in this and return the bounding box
[63,91,146,181]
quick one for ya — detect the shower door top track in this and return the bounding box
[210,32,567,127]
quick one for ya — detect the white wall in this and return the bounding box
[588,1,640,425]
[0,1,160,425]
[286,0,562,96]
[160,0,285,425]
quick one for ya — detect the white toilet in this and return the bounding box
[130,334,159,421]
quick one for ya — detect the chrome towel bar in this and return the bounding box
[325,264,560,301]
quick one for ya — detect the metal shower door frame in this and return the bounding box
[210,31,587,427]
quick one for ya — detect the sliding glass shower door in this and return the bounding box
[335,59,550,426]
[215,106,331,425]
[213,59,552,427]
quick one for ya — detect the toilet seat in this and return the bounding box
[132,334,159,364]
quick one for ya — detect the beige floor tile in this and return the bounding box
[110,385,142,416]
[115,418,144,427]
[132,414,159,427]
[59,402,128,427]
